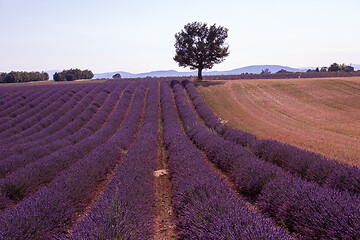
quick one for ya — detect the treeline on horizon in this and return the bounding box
[307,62,355,73]
[1,62,359,84]
[0,69,94,84]
[53,69,94,82]
[260,62,356,75]
[205,70,360,81]
[206,62,360,81]
[0,71,49,83]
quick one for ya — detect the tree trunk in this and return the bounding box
[197,68,203,81]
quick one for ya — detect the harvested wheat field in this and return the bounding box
[197,77,360,166]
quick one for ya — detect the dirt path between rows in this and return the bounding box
[153,82,176,240]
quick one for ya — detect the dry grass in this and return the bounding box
[197,77,360,166]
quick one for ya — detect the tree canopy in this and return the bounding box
[261,68,271,74]
[276,69,291,74]
[328,63,354,72]
[0,71,49,83]
[53,69,94,81]
[328,63,341,72]
[174,22,229,80]
[112,73,121,79]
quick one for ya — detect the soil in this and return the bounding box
[153,83,176,240]
[197,77,360,166]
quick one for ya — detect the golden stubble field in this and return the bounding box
[197,77,360,166]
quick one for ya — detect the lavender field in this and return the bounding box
[0,79,359,239]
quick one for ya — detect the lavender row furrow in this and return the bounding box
[0,83,107,155]
[0,87,77,138]
[4,83,116,153]
[0,83,112,165]
[69,81,157,240]
[64,84,117,145]
[0,86,67,130]
[0,83,133,209]
[0,81,150,239]
[183,80,360,195]
[0,89,9,99]
[17,83,115,143]
[0,93,9,104]
[161,81,292,239]
[251,139,360,195]
[0,87,60,130]
[0,85,115,162]
[0,84,98,146]
[0,89,21,105]
[0,90,21,107]
[0,89,47,123]
[0,92,9,101]
[0,88,42,117]
[0,82,124,176]
[172,80,360,239]
[105,82,147,150]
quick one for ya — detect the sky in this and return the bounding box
[0,0,359,74]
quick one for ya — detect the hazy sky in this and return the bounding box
[1,0,359,73]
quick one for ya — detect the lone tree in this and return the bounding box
[174,22,229,81]
[261,68,271,74]
[112,73,121,79]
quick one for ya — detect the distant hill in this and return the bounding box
[94,70,190,79]
[46,64,359,80]
[92,65,305,79]
[352,64,360,71]
[209,65,303,75]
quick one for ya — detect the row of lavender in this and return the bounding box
[171,80,360,239]
[0,83,113,179]
[0,84,92,137]
[0,83,101,149]
[0,87,71,136]
[70,81,159,239]
[161,81,292,239]
[0,87,55,122]
[0,83,106,157]
[0,82,131,209]
[0,84,66,119]
[0,81,152,238]
[0,83,102,146]
[0,84,87,147]
[183,80,360,195]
